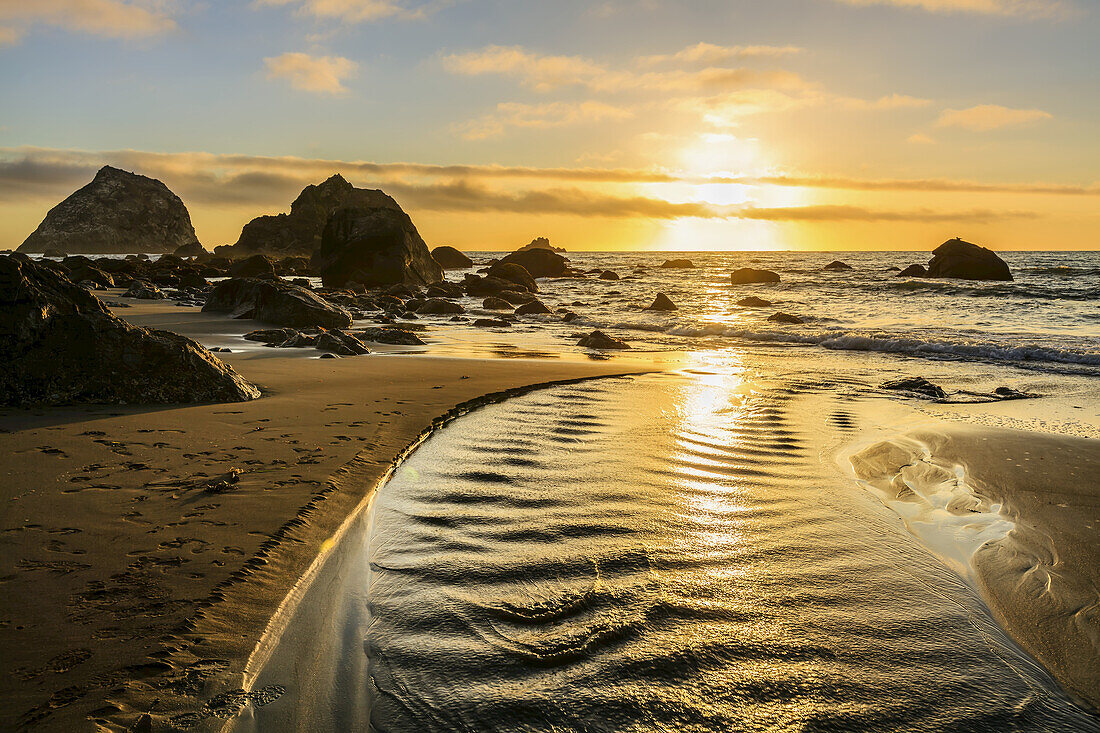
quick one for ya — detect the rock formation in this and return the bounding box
[577,330,630,350]
[431,246,474,269]
[517,237,565,252]
[926,238,1013,281]
[0,256,258,406]
[203,278,353,329]
[222,174,402,257]
[646,293,677,311]
[896,264,928,278]
[487,262,538,293]
[499,247,569,278]
[660,259,694,268]
[313,206,443,288]
[730,268,780,284]
[18,166,200,255]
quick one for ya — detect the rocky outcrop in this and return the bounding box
[660,259,694,268]
[174,242,205,257]
[926,238,1012,281]
[881,377,946,399]
[313,206,443,288]
[517,237,565,252]
[223,174,401,258]
[824,260,852,271]
[730,268,780,284]
[767,312,803,324]
[646,293,677,311]
[577,330,630,350]
[0,256,259,406]
[500,248,569,278]
[515,299,552,315]
[896,264,928,278]
[228,254,277,280]
[431,246,474,269]
[203,278,352,329]
[598,270,619,280]
[17,166,200,255]
[487,262,538,293]
[737,296,772,307]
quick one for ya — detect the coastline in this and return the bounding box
[0,304,655,731]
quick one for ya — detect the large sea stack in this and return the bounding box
[221,174,402,258]
[313,206,444,288]
[926,238,1013,281]
[17,166,200,255]
[0,256,259,406]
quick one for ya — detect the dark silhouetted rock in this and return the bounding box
[500,248,569,278]
[178,270,209,289]
[515,299,552,315]
[897,264,928,278]
[427,281,464,298]
[767,312,804,324]
[315,330,370,356]
[17,166,200,255]
[660,259,694,268]
[994,386,1036,400]
[357,327,426,345]
[824,260,852,271]
[244,328,299,345]
[577,330,630,350]
[517,236,564,252]
[730,268,780,284]
[175,241,205,257]
[598,270,619,280]
[463,274,523,297]
[229,254,277,279]
[497,290,537,305]
[646,293,677,311]
[487,262,538,292]
[431,246,473,269]
[737,296,772,307]
[474,318,512,328]
[225,174,402,257]
[416,298,465,315]
[926,238,1012,281]
[881,377,946,399]
[482,297,513,311]
[67,265,115,288]
[313,206,443,288]
[124,281,165,300]
[203,278,352,329]
[0,257,258,406]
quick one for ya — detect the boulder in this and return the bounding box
[313,206,443,288]
[767,312,804,324]
[598,270,620,281]
[178,270,209,289]
[645,293,677,311]
[497,290,537,305]
[500,248,569,278]
[660,259,694,268]
[823,260,852,271]
[730,268,780,284]
[0,257,259,406]
[577,330,630,350]
[474,318,511,328]
[243,328,299,345]
[486,262,538,292]
[431,246,474,270]
[17,166,200,255]
[896,264,928,278]
[926,238,1012,281]
[416,298,465,315]
[229,254,277,279]
[223,174,403,257]
[314,330,370,356]
[737,296,772,307]
[357,327,426,345]
[515,299,552,315]
[482,297,513,311]
[463,274,521,297]
[881,377,946,399]
[124,280,165,300]
[203,278,353,329]
[66,265,115,289]
[175,241,205,257]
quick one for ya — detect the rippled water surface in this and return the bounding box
[285,371,1099,733]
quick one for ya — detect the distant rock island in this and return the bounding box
[517,237,565,252]
[218,174,402,258]
[17,166,200,255]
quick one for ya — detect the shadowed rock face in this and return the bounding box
[0,256,259,406]
[926,238,1013,281]
[500,248,569,278]
[313,206,443,288]
[17,166,200,255]
[223,174,402,257]
[203,278,353,329]
[431,246,474,269]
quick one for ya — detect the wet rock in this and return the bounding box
[497,290,537,305]
[313,205,443,288]
[560,311,578,322]
[660,259,694,268]
[737,296,772,307]
[0,257,259,406]
[17,166,200,255]
[499,247,569,278]
[124,280,165,300]
[67,265,115,288]
[426,282,464,298]
[474,318,511,328]
[315,329,370,356]
[824,260,853,271]
[203,278,353,329]
[416,298,465,315]
[178,270,209,289]
[291,277,312,289]
[730,268,780,284]
[577,330,630,350]
[487,262,538,292]
[463,274,519,296]
[320,352,339,359]
[767,312,804,324]
[356,327,426,345]
[926,238,1012,281]
[897,264,928,278]
[994,386,1037,400]
[243,328,299,345]
[881,377,946,399]
[482,296,513,311]
[645,293,677,311]
[515,299,552,315]
[279,332,318,348]
[431,245,474,269]
[229,254,277,280]
[598,270,620,280]
[174,241,205,257]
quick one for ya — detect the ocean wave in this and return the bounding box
[884,279,1098,301]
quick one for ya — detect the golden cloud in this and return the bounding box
[0,0,177,42]
[936,104,1053,131]
[254,0,442,23]
[264,52,359,95]
[831,0,1069,17]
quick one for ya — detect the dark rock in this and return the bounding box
[67,265,115,288]
[767,312,804,324]
[175,241,205,257]
[178,270,209,289]
[357,327,426,345]
[431,246,474,269]
[881,377,946,399]
[42,248,65,258]
[427,282,464,298]
[313,206,443,288]
[17,166,201,255]
[486,262,538,292]
[926,238,1012,281]
[994,386,1036,400]
[730,268,780,284]
[598,270,619,280]
[320,352,340,359]
[124,281,165,300]
[0,257,259,406]
[463,274,519,297]
[386,283,421,298]
[577,330,630,350]
[500,248,569,278]
[660,259,694,268]
[473,318,511,328]
[203,278,352,329]
[243,328,299,345]
[646,293,677,311]
[404,298,426,312]
[224,174,402,258]
[315,329,370,356]
[560,311,579,322]
[229,254,277,280]
[279,332,319,348]
[824,260,852,271]
[416,298,465,315]
[482,297,513,311]
[515,299,552,315]
[291,277,312,289]
[737,296,772,307]
[497,290,537,305]
[517,236,564,252]
[896,264,928,278]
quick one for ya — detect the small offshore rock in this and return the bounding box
[897,264,928,278]
[474,318,511,328]
[645,293,677,311]
[431,245,474,269]
[881,377,946,399]
[737,296,772,307]
[767,312,803,324]
[660,259,694,268]
[730,268,780,284]
[515,299,552,315]
[824,260,853,271]
[577,330,630,350]
[482,296,513,311]
[598,270,620,280]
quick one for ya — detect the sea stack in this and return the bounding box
[926,238,1013,281]
[313,205,444,288]
[17,166,200,255]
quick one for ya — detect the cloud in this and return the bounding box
[442,45,606,92]
[456,101,634,140]
[936,104,1053,131]
[637,42,804,67]
[253,0,445,22]
[264,52,358,95]
[906,133,936,144]
[0,0,177,43]
[830,0,1069,18]
[840,93,932,110]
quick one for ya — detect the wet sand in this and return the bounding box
[0,302,653,730]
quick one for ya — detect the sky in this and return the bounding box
[0,0,1097,252]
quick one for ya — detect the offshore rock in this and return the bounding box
[926,238,1013,281]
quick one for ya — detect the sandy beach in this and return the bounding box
[0,301,653,731]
